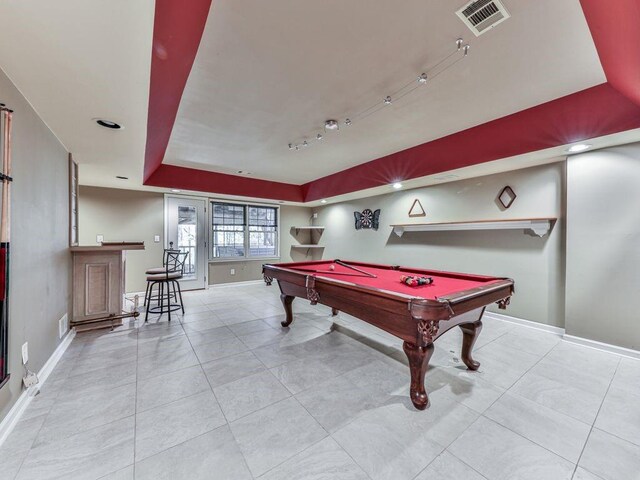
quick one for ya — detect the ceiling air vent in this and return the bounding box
[456,0,510,36]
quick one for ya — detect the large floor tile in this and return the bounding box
[71,344,138,375]
[35,383,136,446]
[136,343,199,379]
[488,328,561,357]
[510,370,604,424]
[60,361,136,398]
[135,426,252,480]
[579,428,640,480]
[214,370,291,421]
[230,397,327,477]
[448,417,574,480]
[332,399,478,480]
[191,336,248,363]
[136,365,210,413]
[472,342,541,389]
[573,467,606,480]
[594,384,640,447]
[484,393,591,463]
[414,451,487,480]
[184,325,236,346]
[99,465,134,479]
[259,437,368,480]
[425,365,505,414]
[135,391,226,461]
[202,350,266,387]
[16,416,135,480]
[611,357,640,396]
[271,356,342,394]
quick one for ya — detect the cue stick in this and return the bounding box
[294,269,372,278]
[335,259,377,278]
[0,106,12,382]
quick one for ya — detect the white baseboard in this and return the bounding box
[483,310,565,336]
[563,334,640,361]
[0,328,76,447]
[210,279,264,288]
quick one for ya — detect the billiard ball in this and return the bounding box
[329,264,335,271]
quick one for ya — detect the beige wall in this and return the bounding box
[209,205,313,284]
[313,163,566,327]
[78,186,164,293]
[566,143,640,350]
[79,190,312,288]
[0,68,71,421]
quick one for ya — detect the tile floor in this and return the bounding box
[1,282,639,480]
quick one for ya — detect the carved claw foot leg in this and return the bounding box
[403,341,435,410]
[459,320,483,371]
[280,294,295,327]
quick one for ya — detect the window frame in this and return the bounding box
[209,200,280,262]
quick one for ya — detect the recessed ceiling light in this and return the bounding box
[96,119,122,130]
[325,120,339,131]
[115,175,128,180]
[567,144,591,153]
[316,134,323,141]
[345,119,352,126]
[418,73,428,84]
[171,189,181,193]
[384,96,392,105]
[392,182,403,189]
[320,199,327,204]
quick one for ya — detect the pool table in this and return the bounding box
[262,259,514,410]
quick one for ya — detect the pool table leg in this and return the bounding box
[331,307,339,316]
[460,320,483,371]
[280,294,295,327]
[403,341,435,410]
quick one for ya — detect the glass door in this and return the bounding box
[165,196,207,290]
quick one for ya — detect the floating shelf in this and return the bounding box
[291,244,325,248]
[391,218,556,238]
[292,226,325,235]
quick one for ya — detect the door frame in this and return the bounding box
[164,194,209,290]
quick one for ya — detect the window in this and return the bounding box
[211,201,279,259]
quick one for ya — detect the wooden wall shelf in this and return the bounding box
[391,218,556,238]
[291,226,325,235]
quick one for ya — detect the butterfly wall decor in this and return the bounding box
[354,209,381,230]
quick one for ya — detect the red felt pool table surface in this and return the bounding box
[278,260,501,300]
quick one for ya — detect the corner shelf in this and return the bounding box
[391,218,556,238]
[290,226,325,257]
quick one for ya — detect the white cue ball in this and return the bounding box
[329,265,335,271]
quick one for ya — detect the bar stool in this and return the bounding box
[145,251,189,322]
[144,243,180,306]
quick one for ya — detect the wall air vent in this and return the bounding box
[456,0,510,36]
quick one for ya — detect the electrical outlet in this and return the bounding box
[313,213,318,219]
[230,268,235,275]
[96,234,104,243]
[154,235,160,243]
[58,314,68,339]
[22,342,29,365]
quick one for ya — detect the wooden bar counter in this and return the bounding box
[70,242,144,331]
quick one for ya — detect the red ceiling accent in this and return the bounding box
[144,0,213,182]
[580,0,640,107]
[144,0,640,203]
[303,84,640,201]
[146,164,304,202]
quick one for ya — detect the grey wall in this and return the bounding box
[78,186,165,293]
[209,205,313,284]
[314,163,566,326]
[0,68,70,421]
[566,143,640,350]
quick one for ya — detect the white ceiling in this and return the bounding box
[164,0,605,184]
[0,0,154,189]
